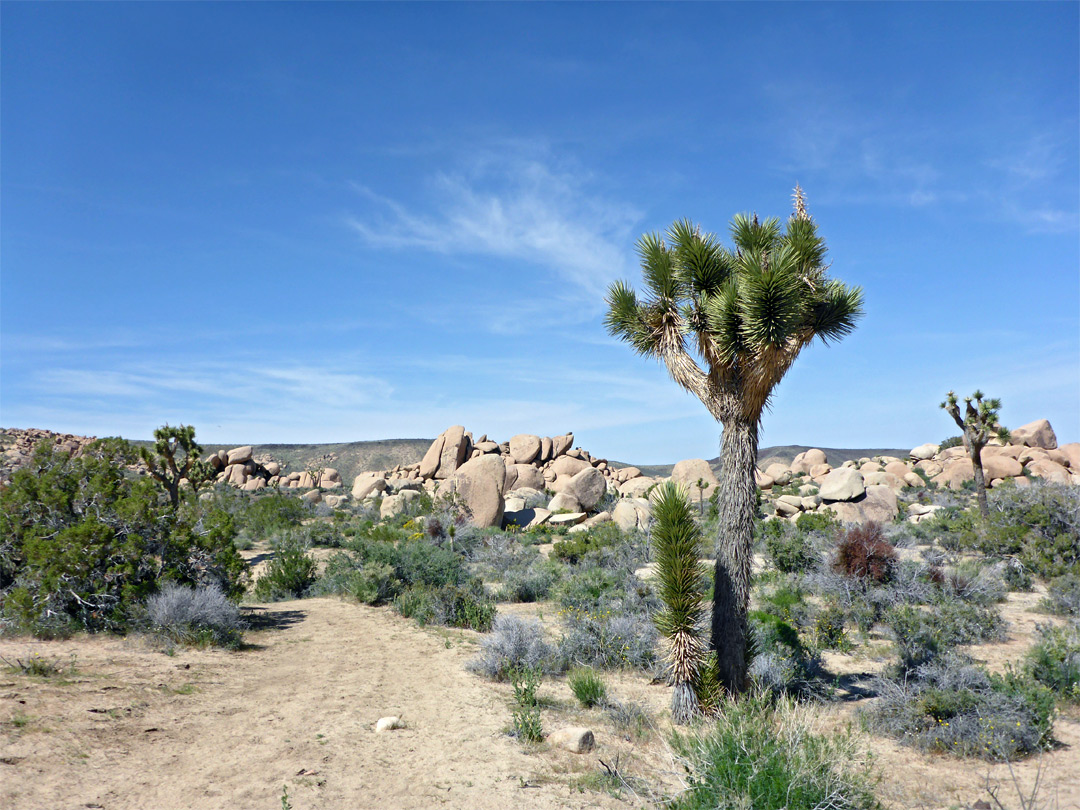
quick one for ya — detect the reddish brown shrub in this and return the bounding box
[833,522,896,583]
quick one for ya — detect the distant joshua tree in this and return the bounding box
[605,186,863,694]
[941,390,1009,519]
[140,424,213,509]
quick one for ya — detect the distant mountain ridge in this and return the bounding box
[2,427,910,486]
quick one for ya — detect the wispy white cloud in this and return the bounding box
[346,155,642,299]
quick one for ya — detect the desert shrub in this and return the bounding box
[794,511,838,535]
[755,580,811,628]
[833,522,896,583]
[344,562,399,605]
[670,693,881,810]
[748,610,822,695]
[939,435,964,450]
[557,607,658,671]
[1025,622,1080,700]
[146,583,244,647]
[552,522,626,564]
[253,535,318,601]
[238,492,310,540]
[393,580,495,631]
[499,560,561,603]
[469,615,552,680]
[932,484,1079,579]
[942,561,1007,606]
[568,668,608,708]
[301,522,347,548]
[865,655,1054,761]
[886,602,1007,674]
[1001,557,1034,592]
[1042,574,1080,617]
[605,699,653,741]
[474,535,562,603]
[0,441,246,636]
[763,522,819,574]
[813,601,851,651]
[509,665,544,742]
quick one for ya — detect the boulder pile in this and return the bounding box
[0,427,99,484]
[752,419,1078,525]
[351,426,656,529]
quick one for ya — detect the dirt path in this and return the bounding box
[1,599,626,810]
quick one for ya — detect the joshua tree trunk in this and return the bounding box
[968,440,990,520]
[711,416,758,693]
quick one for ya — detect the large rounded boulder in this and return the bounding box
[442,454,506,528]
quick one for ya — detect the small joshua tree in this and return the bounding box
[140,424,213,509]
[694,477,708,516]
[941,390,1009,519]
[652,482,708,724]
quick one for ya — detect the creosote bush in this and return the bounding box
[253,535,318,601]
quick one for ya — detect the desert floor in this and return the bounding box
[2,590,1078,810]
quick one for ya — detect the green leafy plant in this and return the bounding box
[253,535,318,601]
[1026,622,1080,700]
[568,668,608,708]
[509,665,544,743]
[604,190,863,692]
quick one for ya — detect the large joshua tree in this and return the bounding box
[604,187,863,693]
[941,390,1009,520]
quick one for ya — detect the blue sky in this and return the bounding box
[2,2,1077,464]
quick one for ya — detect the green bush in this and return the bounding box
[670,693,881,810]
[239,492,310,540]
[764,523,819,574]
[393,581,495,631]
[568,668,608,708]
[1042,574,1080,617]
[552,522,626,564]
[509,665,543,742]
[253,535,318,601]
[886,602,1006,674]
[1026,622,1080,700]
[794,511,838,535]
[930,484,1079,579]
[0,441,245,636]
[813,601,851,651]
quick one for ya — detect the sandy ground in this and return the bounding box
[2,588,1078,810]
[1,599,644,810]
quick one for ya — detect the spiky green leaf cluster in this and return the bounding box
[604,190,863,420]
[652,482,708,688]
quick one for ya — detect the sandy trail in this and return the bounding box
[1,598,624,810]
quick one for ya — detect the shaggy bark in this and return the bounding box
[711,416,758,693]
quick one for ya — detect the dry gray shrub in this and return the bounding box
[468,615,552,680]
[147,583,244,646]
